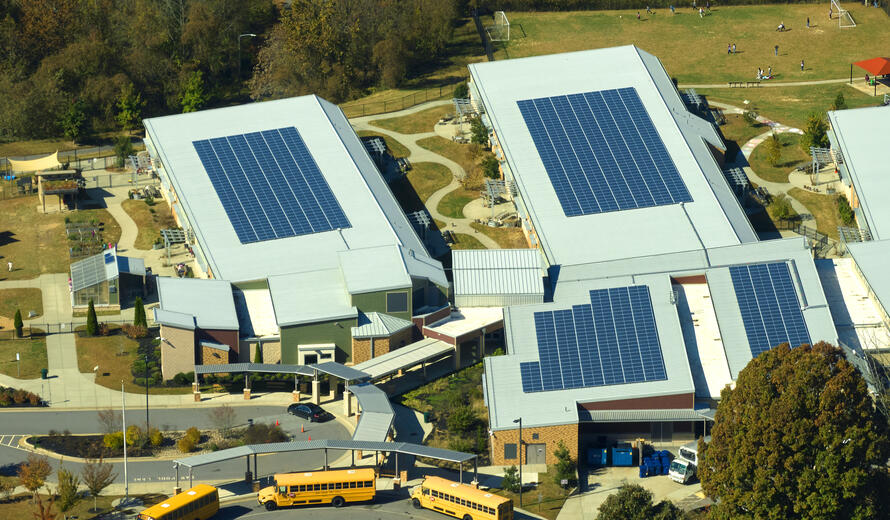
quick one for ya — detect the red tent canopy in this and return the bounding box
[854,57,890,76]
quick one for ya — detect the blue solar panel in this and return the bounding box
[193,127,351,244]
[522,285,668,393]
[729,262,812,358]
[517,87,692,218]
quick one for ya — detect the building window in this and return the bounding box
[504,443,517,460]
[386,292,408,313]
[532,433,539,440]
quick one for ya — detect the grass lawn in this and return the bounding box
[389,162,453,213]
[496,5,890,84]
[417,136,478,178]
[0,333,47,379]
[717,113,767,162]
[0,288,43,320]
[121,199,176,250]
[0,197,69,281]
[494,466,569,520]
[470,223,529,249]
[450,233,487,250]
[0,493,166,520]
[749,133,810,183]
[438,186,479,219]
[700,84,883,130]
[790,188,841,239]
[370,105,452,135]
[355,130,411,158]
[75,329,189,395]
[339,19,482,118]
[66,208,123,247]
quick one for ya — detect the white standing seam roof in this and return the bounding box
[452,249,544,296]
[70,249,119,292]
[815,257,890,352]
[846,240,890,328]
[348,383,394,442]
[142,95,444,287]
[156,277,239,330]
[352,337,454,380]
[827,107,890,240]
[351,312,413,338]
[468,46,756,268]
[232,288,279,338]
[268,269,356,327]
[338,246,412,294]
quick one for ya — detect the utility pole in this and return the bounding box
[238,33,257,80]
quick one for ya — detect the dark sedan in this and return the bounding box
[287,403,332,422]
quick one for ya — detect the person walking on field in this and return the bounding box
[728,43,732,54]
[6,261,11,272]
[699,7,704,18]
[732,43,736,54]
[801,59,805,71]
[775,45,779,56]
[807,17,810,28]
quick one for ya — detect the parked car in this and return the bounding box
[287,403,332,422]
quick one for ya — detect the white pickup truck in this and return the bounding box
[669,440,702,484]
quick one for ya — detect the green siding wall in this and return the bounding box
[232,280,269,291]
[350,288,412,321]
[280,318,356,363]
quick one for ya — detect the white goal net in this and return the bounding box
[832,0,857,28]
[486,11,510,42]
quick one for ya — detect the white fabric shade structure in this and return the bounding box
[7,151,61,173]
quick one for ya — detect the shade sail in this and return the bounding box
[8,151,60,173]
[854,57,890,76]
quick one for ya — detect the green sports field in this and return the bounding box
[497,4,890,84]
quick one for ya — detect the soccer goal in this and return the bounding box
[831,0,857,28]
[486,11,510,42]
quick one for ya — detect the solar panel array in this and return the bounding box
[517,87,692,218]
[729,262,811,358]
[520,285,668,393]
[193,127,350,244]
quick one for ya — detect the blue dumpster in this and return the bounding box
[612,444,634,466]
[587,448,609,466]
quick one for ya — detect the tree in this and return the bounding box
[58,100,89,145]
[209,405,237,437]
[453,82,469,99]
[481,154,500,179]
[373,38,408,88]
[86,300,98,337]
[501,465,520,493]
[765,133,781,167]
[179,70,208,113]
[113,135,135,168]
[700,342,890,520]
[767,192,794,222]
[552,440,576,487]
[32,493,57,520]
[742,109,758,126]
[596,484,686,520]
[96,409,119,435]
[832,92,847,111]
[81,458,116,513]
[133,297,147,328]
[0,477,13,503]
[253,344,263,364]
[469,115,488,145]
[115,82,144,133]
[800,112,829,152]
[56,466,80,514]
[837,194,855,226]
[18,453,52,497]
[13,309,23,338]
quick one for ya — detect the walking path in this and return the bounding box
[350,100,500,249]
[678,77,851,89]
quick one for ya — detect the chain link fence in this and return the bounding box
[340,84,464,119]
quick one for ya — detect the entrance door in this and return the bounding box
[526,444,546,465]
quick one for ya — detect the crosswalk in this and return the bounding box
[0,435,26,451]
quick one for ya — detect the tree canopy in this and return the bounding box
[596,484,686,520]
[699,342,889,520]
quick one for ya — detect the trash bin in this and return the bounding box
[40,368,48,380]
[423,411,431,423]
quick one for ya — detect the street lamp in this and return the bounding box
[513,417,522,508]
[238,33,257,80]
[144,354,150,433]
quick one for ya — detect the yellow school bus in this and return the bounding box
[257,468,376,510]
[411,476,513,520]
[136,484,219,520]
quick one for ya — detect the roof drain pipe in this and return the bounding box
[680,202,710,268]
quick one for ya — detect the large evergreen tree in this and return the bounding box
[700,342,889,520]
[86,299,98,336]
[133,297,147,328]
[13,309,23,338]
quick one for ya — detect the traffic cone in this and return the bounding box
[276,419,280,426]
[301,424,305,433]
[308,435,311,441]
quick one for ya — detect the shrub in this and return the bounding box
[480,154,500,179]
[86,300,98,336]
[242,423,287,444]
[185,426,201,444]
[837,194,855,226]
[447,436,474,453]
[743,110,758,126]
[502,465,520,493]
[447,405,478,432]
[172,372,194,386]
[121,324,149,339]
[800,112,829,152]
[97,322,111,336]
[453,82,468,99]
[832,92,847,111]
[469,115,488,145]
[177,436,196,453]
[126,425,144,447]
[103,432,124,450]
[768,193,794,221]
[149,428,164,447]
[133,297,147,328]
[553,441,577,487]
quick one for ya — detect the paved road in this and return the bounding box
[0,406,285,435]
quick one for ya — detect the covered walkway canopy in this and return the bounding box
[352,337,454,380]
[854,57,890,76]
[346,383,394,442]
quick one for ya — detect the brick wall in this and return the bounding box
[351,327,413,364]
[490,423,579,466]
[160,325,195,381]
[202,345,229,365]
[352,338,372,364]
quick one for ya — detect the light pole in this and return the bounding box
[144,354,150,433]
[513,417,522,508]
[238,33,257,80]
[93,365,99,409]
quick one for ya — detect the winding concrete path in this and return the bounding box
[350,100,500,249]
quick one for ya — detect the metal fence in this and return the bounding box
[0,319,149,338]
[340,84,465,119]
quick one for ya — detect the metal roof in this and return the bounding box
[157,277,239,330]
[142,95,442,285]
[194,363,314,376]
[153,309,195,330]
[173,439,476,469]
[827,106,890,240]
[232,288,279,338]
[200,341,229,352]
[847,240,890,320]
[577,408,714,423]
[468,46,756,268]
[70,249,119,292]
[352,338,454,380]
[116,255,145,276]
[268,270,356,327]
[339,246,411,294]
[351,312,413,338]
[348,383,394,441]
[452,249,544,297]
[313,362,369,381]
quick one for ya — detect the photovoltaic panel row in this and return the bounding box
[729,262,811,358]
[520,285,668,393]
[193,127,350,244]
[517,87,692,218]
